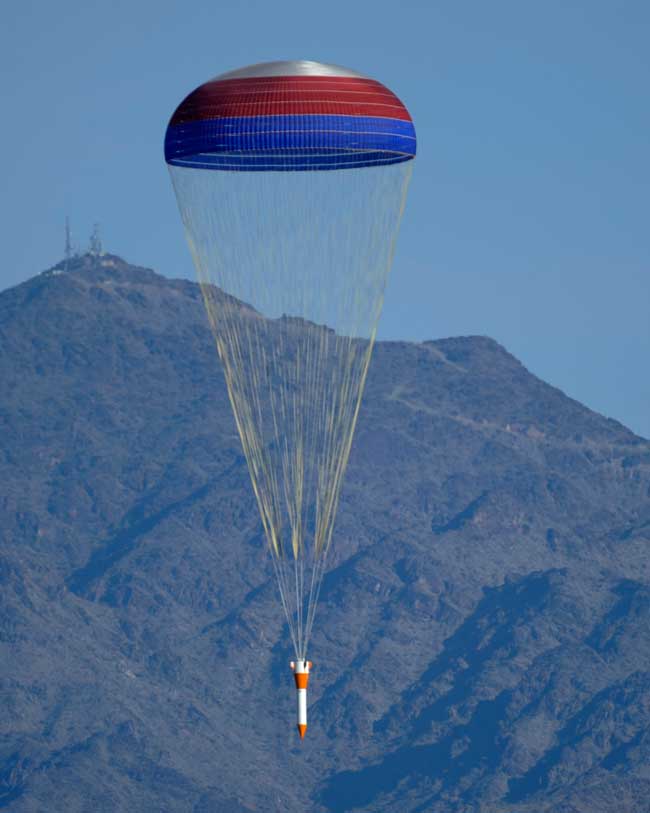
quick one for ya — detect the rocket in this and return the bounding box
[290,659,312,739]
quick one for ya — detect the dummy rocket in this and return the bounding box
[290,659,312,739]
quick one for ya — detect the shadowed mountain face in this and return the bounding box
[1,253,650,812]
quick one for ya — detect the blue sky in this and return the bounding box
[2,0,649,437]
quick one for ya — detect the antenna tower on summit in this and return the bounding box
[89,223,104,257]
[64,217,72,270]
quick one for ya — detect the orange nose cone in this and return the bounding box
[297,724,307,739]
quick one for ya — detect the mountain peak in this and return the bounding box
[2,251,650,811]
[42,252,161,284]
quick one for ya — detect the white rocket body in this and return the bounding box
[290,659,312,739]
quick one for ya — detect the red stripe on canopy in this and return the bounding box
[170,76,412,126]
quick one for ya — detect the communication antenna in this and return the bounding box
[64,217,72,270]
[89,223,103,256]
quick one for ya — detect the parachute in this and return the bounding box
[165,60,416,664]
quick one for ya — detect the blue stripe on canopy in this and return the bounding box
[165,114,416,171]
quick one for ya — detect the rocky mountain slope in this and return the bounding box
[1,253,649,812]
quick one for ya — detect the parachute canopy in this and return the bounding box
[164,59,416,171]
[166,61,415,660]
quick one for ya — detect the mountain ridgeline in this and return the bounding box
[1,253,650,812]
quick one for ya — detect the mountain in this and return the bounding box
[1,253,649,812]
